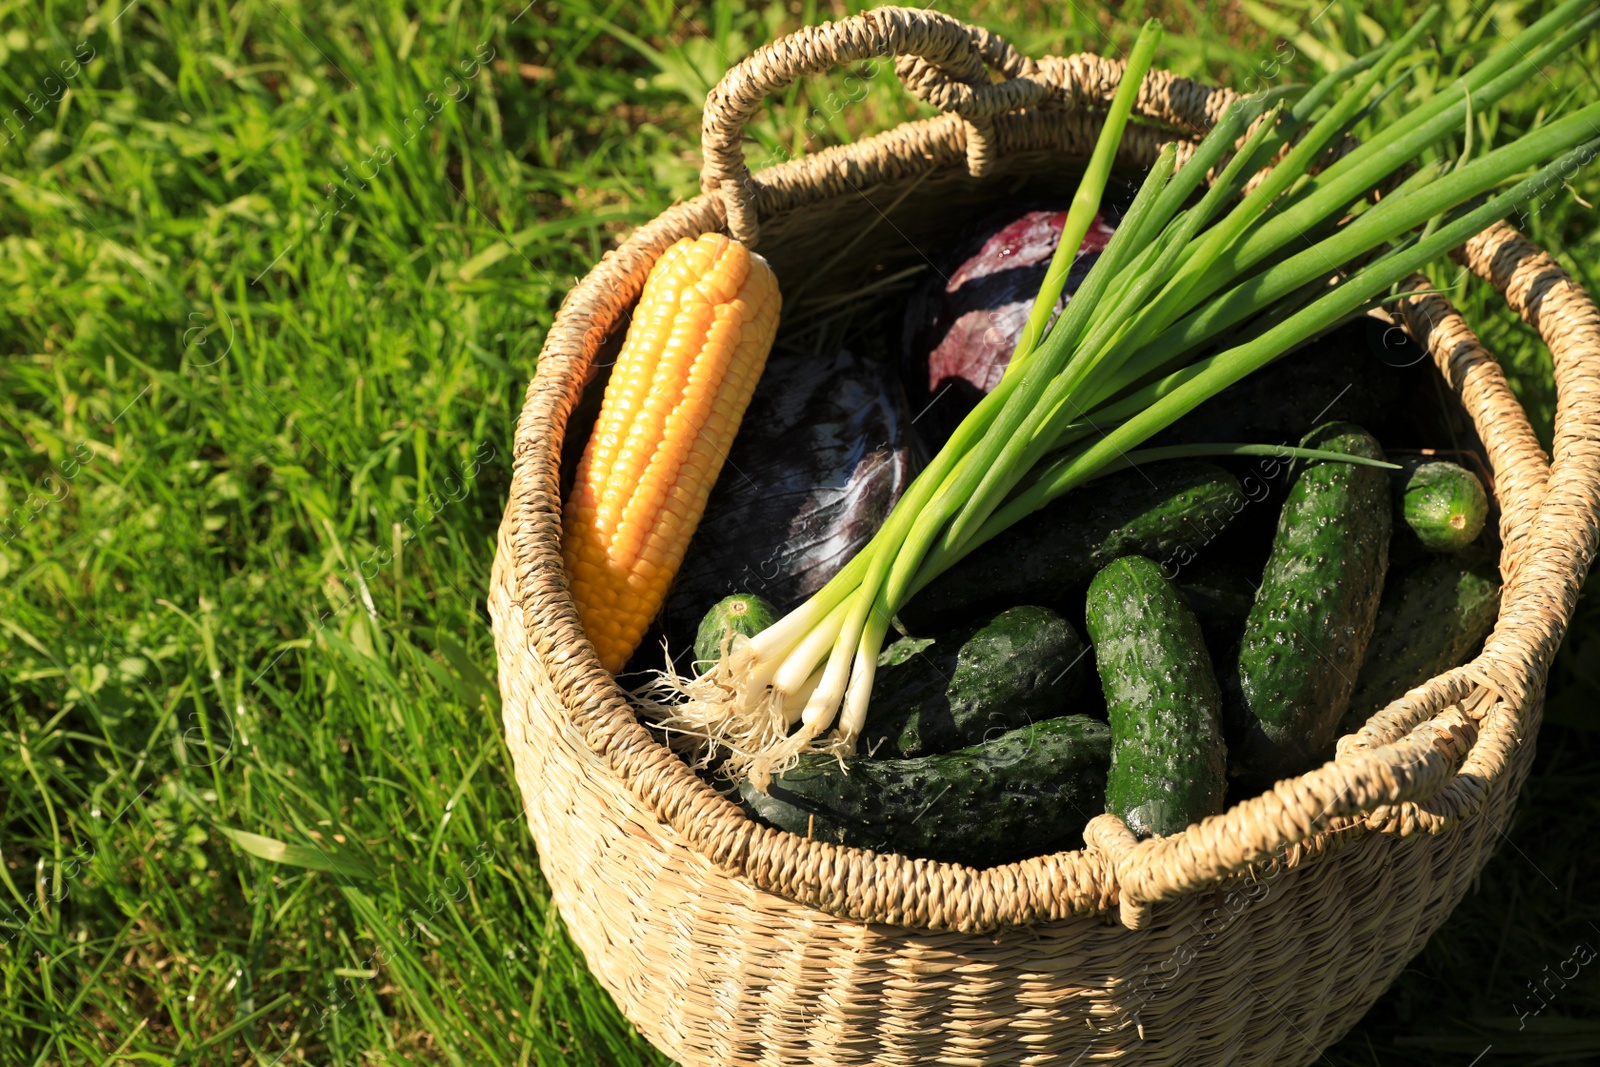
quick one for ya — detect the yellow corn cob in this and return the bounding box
[562,233,781,673]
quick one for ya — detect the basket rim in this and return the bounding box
[491,7,1600,933]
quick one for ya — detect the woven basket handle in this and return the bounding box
[700,6,1020,245]
[1103,221,1600,925]
[700,6,1230,245]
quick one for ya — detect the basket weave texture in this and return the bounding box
[489,8,1600,1064]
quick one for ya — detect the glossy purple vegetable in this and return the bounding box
[662,347,923,654]
[902,207,1115,447]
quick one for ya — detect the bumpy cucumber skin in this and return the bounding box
[740,715,1111,867]
[862,605,1086,759]
[1228,423,1392,782]
[1341,555,1501,731]
[1402,461,1489,552]
[900,461,1245,632]
[693,594,778,669]
[1086,556,1227,838]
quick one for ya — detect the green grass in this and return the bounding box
[1,1,1596,1063]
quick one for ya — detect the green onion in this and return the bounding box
[1010,20,1167,370]
[951,140,1596,561]
[1112,444,1399,471]
[652,8,1600,783]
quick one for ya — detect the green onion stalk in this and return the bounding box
[652,3,1600,786]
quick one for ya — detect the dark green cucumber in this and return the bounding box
[862,605,1086,759]
[1152,321,1406,448]
[693,593,778,669]
[1177,579,1256,638]
[899,461,1245,632]
[1341,554,1501,732]
[1396,459,1489,552]
[740,715,1111,867]
[1228,422,1392,783]
[1086,556,1227,838]
[1176,555,1260,661]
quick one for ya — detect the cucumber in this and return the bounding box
[899,461,1245,632]
[1153,322,1406,448]
[1396,459,1489,553]
[694,593,778,669]
[1176,556,1260,661]
[1341,554,1501,731]
[1227,422,1392,783]
[740,715,1111,867]
[862,605,1087,759]
[1177,578,1256,636]
[1086,556,1227,838]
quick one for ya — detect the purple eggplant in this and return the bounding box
[661,347,923,657]
[902,207,1115,448]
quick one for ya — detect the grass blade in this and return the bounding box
[217,826,379,881]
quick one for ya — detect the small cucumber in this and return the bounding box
[862,605,1087,759]
[740,715,1111,867]
[1341,554,1501,731]
[694,593,778,669]
[1228,422,1392,783]
[1086,556,1227,838]
[899,461,1245,632]
[1396,459,1489,553]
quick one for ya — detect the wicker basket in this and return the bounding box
[489,8,1600,1064]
